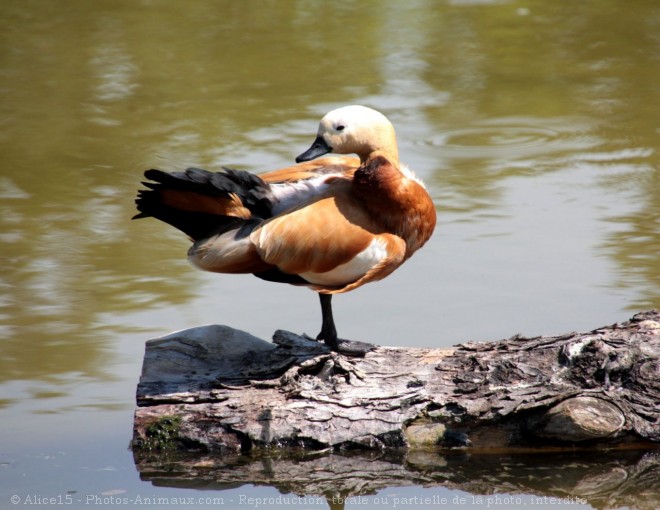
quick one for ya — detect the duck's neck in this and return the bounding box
[360,147,400,170]
[356,125,400,168]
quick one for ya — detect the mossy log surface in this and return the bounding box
[133,310,660,453]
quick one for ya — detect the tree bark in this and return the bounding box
[133,310,660,453]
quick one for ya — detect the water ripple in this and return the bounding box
[418,117,600,161]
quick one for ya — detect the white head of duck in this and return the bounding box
[296,105,399,165]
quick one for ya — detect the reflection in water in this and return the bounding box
[134,448,660,510]
[601,163,660,311]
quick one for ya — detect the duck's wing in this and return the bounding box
[257,156,360,216]
[250,185,406,293]
[259,155,359,183]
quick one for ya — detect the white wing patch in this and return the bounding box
[300,237,388,286]
[269,173,344,214]
[268,166,424,214]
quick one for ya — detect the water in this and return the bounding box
[1,0,659,508]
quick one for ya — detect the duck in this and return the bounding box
[134,105,436,353]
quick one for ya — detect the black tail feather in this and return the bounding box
[134,167,272,241]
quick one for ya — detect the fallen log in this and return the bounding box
[132,310,660,453]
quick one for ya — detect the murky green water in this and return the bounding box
[1,1,658,509]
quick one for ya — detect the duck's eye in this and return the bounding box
[336,125,345,132]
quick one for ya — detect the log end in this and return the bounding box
[531,396,626,442]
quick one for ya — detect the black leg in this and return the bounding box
[316,293,375,356]
[317,293,339,351]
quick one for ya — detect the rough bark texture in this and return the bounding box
[133,311,660,453]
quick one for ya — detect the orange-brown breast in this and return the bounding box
[352,155,437,258]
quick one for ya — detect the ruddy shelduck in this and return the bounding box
[134,105,436,353]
